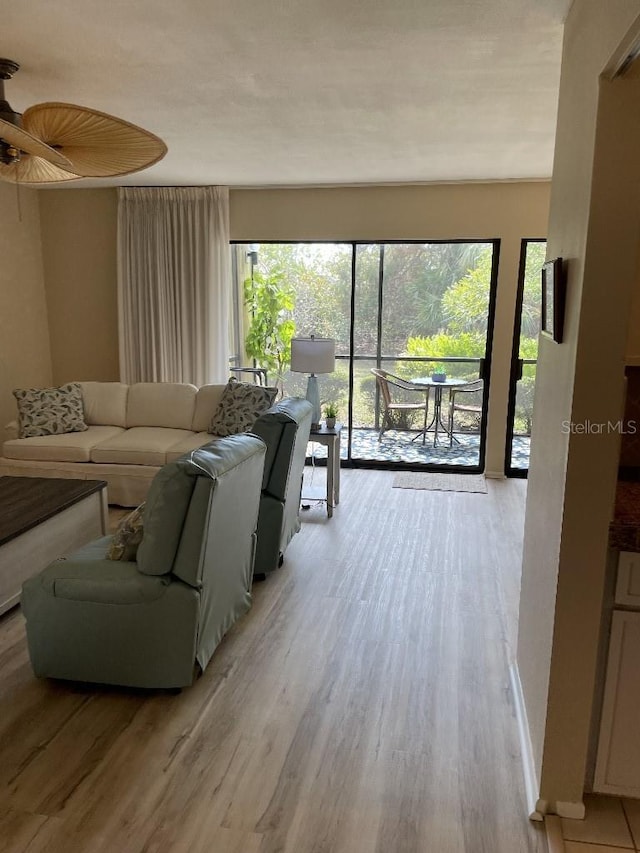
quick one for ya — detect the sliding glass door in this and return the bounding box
[232,240,499,470]
[350,242,497,469]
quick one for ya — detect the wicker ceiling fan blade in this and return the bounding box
[0,154,80,184]
[23,103,167,178]
[0,116,72,169]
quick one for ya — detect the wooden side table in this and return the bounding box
[307,423,342,517]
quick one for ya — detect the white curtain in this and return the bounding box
[117,186,230,386]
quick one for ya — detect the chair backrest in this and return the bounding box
[251,397,313,502]
[171,435,266,670]
[371,368,421,403]
[137,435,266,586]
[371,369,393,407]
[249,397,313,573]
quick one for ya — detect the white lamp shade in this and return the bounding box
[290,337,335,374]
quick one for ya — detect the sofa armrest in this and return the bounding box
[4,420,18,441]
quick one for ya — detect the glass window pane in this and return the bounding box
[508,239,546,472]
[381,242,493,360]
[256,244,352,356]
[519,241,545,359]
[352,359,378,429]
[244,243,351,388]
[353,245,381,357]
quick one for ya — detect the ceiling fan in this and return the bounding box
[0,59,167,184]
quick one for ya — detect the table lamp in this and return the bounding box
[290,335,335,428]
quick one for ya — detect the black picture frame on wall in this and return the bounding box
[541,257,566,343]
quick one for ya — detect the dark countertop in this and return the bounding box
[610,480,640,551]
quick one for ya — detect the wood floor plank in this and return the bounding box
[0,470,544,852]
[6,691,143,815]
[22,816,107,853]
[0,807,49,853]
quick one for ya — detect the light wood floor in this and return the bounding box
[0,469,546,853]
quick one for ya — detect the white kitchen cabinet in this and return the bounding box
[593,609,640,795]
[616,551,640,607]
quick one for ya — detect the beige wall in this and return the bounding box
[0,183,52,433]
[517,0,640,813]
[39,188,119,383]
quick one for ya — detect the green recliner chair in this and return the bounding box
[21,435,266,689]
[250,397,313,577]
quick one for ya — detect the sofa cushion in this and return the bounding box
[80,382,129,427]
[209,379,277,437]
[107,503,145,561]
[90,427,195,466]
[14,383,88,438]
[166,432,214,463]
[2,426,125,463]
[127,383,197,430]
[191,384,225,432]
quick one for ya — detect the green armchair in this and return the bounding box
[21,434,266,689]
[250,397,313,577]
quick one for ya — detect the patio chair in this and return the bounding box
[371,368,429,441]
[229,366,269,385]
[448,378,484,446]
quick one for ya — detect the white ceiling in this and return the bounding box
[2,0,572,188]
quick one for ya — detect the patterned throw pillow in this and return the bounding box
[13,383,88,438]
[208,378,277,436]
[106,503,145,561]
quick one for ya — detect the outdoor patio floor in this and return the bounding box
[310,428,531,470]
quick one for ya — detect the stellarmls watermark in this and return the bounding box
[561,420,637,435]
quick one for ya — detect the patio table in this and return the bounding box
[410,376,468,446]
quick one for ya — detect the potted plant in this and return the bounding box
[243,268,296,395]
[324,402,338,430]
[431,362,447,383]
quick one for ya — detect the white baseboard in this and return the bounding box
[509,664,586,824]
[509,663,548,821]
[485,469,506,479]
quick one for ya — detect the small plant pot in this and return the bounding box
[431,372,447,383]
[325,417,336,430]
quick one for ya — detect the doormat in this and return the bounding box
[392,472,487,493]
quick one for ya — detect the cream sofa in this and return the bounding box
[0,382,227,506]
